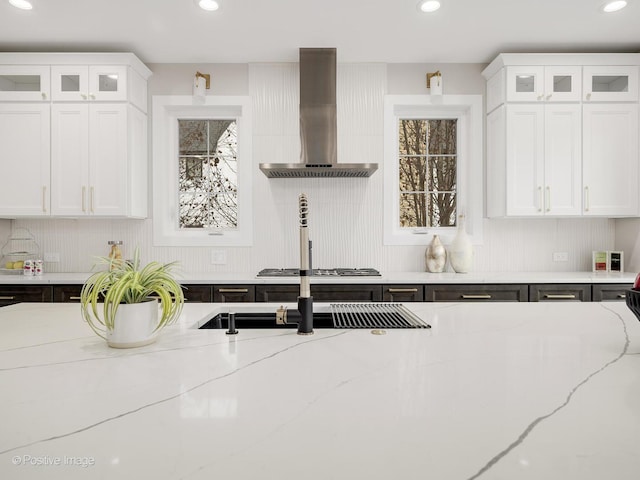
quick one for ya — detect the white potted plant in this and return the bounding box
[80,249,184,348]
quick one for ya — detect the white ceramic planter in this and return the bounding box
[106,299,160,349]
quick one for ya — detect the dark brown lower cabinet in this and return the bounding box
[424,284,528,302]
[255,284,382,303]
[0,285,53,306]
[53,285,83,302]
[591,283,632,302]
[213,285,255,302]
[383,285,424,302]
[529,284,591,302]
[180,284,212,302]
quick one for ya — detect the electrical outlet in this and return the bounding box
[552,252,569,262]
[210,249,227,265]
[43,252,60,263]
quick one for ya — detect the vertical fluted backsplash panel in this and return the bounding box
[10,63,616,274]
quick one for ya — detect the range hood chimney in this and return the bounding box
[259,48,378,178]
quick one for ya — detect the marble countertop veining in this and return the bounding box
[0,270,636,285]
[0,301,639,479]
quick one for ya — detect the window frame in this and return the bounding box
[383,94,483,246]
[152,95,252,247]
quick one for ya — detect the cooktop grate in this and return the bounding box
[330,303,431,329]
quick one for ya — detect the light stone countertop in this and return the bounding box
[0,271,636,285]
[0,301,639,479]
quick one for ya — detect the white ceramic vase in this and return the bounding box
[425,235,447,273]
[106,299,160,349]
[449,215,473,273]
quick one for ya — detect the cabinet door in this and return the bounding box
[53,285,83,302]
[51,104,90,216]
[506,105,544,216]
[544,104,582,215]
[213,286,254,303]
[583,66,638,102]
[544,66,582,102]
[181,285,212,302]
[383,285,423,302]
[424,284,528,302]
[88,66,127,102]
[529,284,591,302]
[0,104,50,216]
[0,66,50,101]
[583,104,639,216]
[0,285,52,306]
[592,284,631,302]
[51,65,90,101]
[506,66,544,102]
[89,104,128,216]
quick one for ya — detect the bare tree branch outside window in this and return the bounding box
[398,119,457,227]
[178,119,238,229]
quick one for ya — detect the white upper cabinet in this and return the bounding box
[483,53,640,218]
[583,66,638,102]
[582,104,638,216]
[0,104,50,216]
[0,65,50,101]
[51,65,128,102]
[506,66,581,103]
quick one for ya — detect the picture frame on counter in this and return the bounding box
[592,250,624,273]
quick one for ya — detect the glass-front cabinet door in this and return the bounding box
[583,66,639,102]
[506,66,544,102]
[0,66,50,101]
[51,65,127,102]
[543,66,581,102]
[507,66,581,102]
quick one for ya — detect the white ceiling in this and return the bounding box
[0,0,639,65]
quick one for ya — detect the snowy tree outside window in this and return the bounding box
[178,119,238,229]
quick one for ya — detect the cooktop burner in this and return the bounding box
[257,268,381,277]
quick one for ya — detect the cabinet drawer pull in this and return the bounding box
[69,296,82,300]
[546,186,550,212]
[544,294,577,299]
[584,186,589,212]
[218,288,249,293]
[388,288,418,293]
[537,186,542,212]
[617,294,626,299]
[0,296,16,300]
[461,294,492,299]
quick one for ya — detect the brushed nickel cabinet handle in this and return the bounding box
[387,288,419,293]
[0,296,16,300]
[69,296,82,300]
[544,294,577,299]
[82,186,87,213]
[584,186,590,212]
[90,186,95,213]
[461,294,492,299]
[617,294,626,299]
[218,288,249,293]
[538,186,542,212]
[546,186,551,212]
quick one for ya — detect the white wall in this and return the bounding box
[11,62,615,273]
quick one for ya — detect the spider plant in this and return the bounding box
[80,249,184,339]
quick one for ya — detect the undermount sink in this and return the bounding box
[198,304,431,330]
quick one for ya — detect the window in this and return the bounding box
[383,95,483,246]
[152,96,252,247]
[399,119,458,228]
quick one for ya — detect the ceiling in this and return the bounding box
[0,0,639,65]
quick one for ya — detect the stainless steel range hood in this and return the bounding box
[259,48,378,178]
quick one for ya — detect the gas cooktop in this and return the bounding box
[257,268,381,277]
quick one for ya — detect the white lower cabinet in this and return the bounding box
[488,103,581,217]
[51,103,147,217]
[582,103,639,216]
[0,104,50,216]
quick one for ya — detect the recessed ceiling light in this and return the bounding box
[8,0,33,10]
[417,1,441,13]
[196,0,219,11]
[602,1,627,12]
